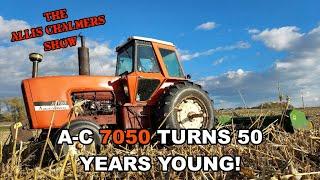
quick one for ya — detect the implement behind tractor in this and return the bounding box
[217,105,314,133]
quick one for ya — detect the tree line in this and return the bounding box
[0,97,26,122]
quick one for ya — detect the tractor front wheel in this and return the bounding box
[52,120,101,160]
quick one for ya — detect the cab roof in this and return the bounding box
[116,36,175,51]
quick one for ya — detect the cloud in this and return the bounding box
[199,25,320,108]
[252,26,303,51]
[0,16,116,97]
[212,57,225,66]
[179,41,250,61]
[196,22,216,31]
[0,16,30,40]
[248,28,260,34]
[225,69,248,79]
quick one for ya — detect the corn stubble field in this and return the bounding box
[0,107,319,180]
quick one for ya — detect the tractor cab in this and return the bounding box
[115,36,186,105]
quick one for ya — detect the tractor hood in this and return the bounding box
[21,75,120,129]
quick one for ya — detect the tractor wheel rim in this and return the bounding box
[176,96,208,129]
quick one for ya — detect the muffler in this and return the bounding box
[78,35,90,75]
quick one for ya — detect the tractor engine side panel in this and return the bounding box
[22,76,120,129]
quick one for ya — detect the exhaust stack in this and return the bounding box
[78,35,90,75]
[29,53,43,78]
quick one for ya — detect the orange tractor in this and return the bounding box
[21,36,215,153]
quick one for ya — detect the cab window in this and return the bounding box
[116,45,133,75]
[137,45,160,73]
[159,48,184,77]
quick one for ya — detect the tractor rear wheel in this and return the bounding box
[52,120,101,160]
[159,81,214,129]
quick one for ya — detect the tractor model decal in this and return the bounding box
[33,101,69,111]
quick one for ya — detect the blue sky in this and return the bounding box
[0,0,319,107]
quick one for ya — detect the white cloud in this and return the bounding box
[252,26,303,51]
[248,28,260,34]
[196,22,216,31]
[179,41,250,61]
[224,41,251,49]
[0,16,30,40]
[199,25,320,108]
[0,16,116,97]
[225,69,248,79]
[212,57,225,66]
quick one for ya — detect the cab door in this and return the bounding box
[132,40,165,105]
[118,40,164,129]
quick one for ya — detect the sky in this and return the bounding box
[0,0,319,108]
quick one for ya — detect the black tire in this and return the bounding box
[52,119,101,159]
[158,81,214,129]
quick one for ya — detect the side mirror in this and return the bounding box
[186,74,191,79]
